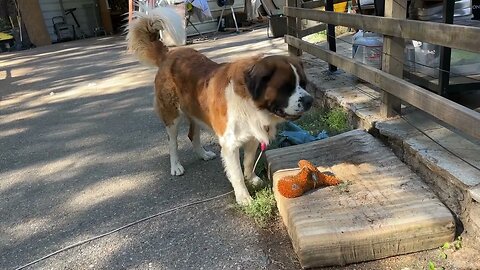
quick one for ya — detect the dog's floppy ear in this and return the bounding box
[244,61,274,100]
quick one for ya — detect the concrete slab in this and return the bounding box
[375,111,480,188]
[471,186,480,204]
[188,30,287,62]
[266,130,455,268]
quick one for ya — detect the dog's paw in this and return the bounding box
[200,150,217,161]
[235,192,253,206]
[170,162,185,176]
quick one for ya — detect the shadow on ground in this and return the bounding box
[0,34,299,269]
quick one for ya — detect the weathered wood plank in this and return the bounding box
[16,0,52,46]
[296,0,303,56]
[284,7,480,53]
[380,0,405,117]
[265,130,455,268]
[285,35,480,140]
[287,0,302,56]
[299,22,326,37]
[301,0,346,9]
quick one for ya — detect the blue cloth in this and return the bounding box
[278,122,328,146]
[187,0,212,21]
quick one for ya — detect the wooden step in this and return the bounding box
[265,129,455,268]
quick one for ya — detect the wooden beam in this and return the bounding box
[129,0,133,22]
[287,0,302,56]
[325,0,337,72]
[296,0,303,54]
[284,8,480,53]
[301,0,347,9]
[438,0,455,96]
[98,0,113,34]
[299,23,326,37]
[285,35,480,140]
[380,0,405,117]
[16,0,51,46]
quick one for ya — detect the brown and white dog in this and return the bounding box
[126,6,313,205]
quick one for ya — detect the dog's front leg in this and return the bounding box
[243,139,263,187]
[221,146,253,205]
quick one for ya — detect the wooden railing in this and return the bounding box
[285,0,480,140]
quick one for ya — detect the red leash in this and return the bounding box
[252,142,268,174]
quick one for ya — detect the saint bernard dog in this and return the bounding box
[126,5,313,205]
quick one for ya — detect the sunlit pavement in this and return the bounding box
[0,31,298,269]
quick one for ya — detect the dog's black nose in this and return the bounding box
[300,95,313,111]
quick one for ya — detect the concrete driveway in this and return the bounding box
[0,30,299,269]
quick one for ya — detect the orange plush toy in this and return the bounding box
[277,160,341,198]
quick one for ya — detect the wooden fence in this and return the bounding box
[285,0,480,140]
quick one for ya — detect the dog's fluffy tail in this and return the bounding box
[126,4,185,67]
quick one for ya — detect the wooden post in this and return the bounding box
[325,0,337,72]
[16,0,51,46]
[438,0,455,96]
[287,0,301,56]
[98,0,113,34]
[380,0,405,117]
[296,0,303,55]
[129,0,133,22]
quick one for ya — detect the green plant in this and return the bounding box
[438,236,463,259]
[305,31,327,43]
[242,187,277,227]
[430,236,463,270]
[294,106,327,135]
[323,108,349,134]
[428,261,445,270]
[439,243,448,259]
[453,236,463,250]
[336,180,351,193]
[295,106,349,136]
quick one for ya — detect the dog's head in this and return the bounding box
[244,55,313,121]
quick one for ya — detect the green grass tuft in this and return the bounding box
[304,31,327,43]
[242,187,277,227]
[294,106,350,136]
[294,106,326,135]
[324,107,349,134]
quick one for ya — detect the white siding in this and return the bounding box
[39,0,246,40]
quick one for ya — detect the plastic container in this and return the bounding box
[352,30,383,69]
[267,15,287,38]
[404,41,416,72]
[412,40,480,77]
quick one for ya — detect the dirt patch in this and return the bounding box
[258,217,302,270]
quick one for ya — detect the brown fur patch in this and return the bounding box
[152,48,304,136]
[242,55,307,116]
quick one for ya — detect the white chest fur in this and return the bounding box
[219,82,280,150]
